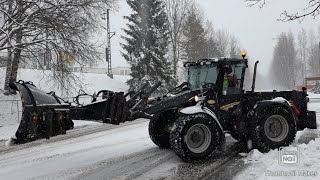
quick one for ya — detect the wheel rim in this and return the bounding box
[185,124,211,153]
[264,115,289,142]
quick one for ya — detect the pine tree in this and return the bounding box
[121,0,174,93]
[180,8,207,62]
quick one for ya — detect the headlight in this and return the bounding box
[194,95,200,102]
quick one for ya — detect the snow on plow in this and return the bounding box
[9,80,161,144]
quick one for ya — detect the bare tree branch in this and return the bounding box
[0,0,119,93]
[246,0,320,21]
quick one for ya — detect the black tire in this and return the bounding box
[170,113,222,162]
[148,112,173,148]
[249,105,297,152]
[230,119,248,142]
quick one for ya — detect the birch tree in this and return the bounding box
[270,32,297,89]
[307,29,320,77]
[165,0,190,81]
[215,29,230,57]
[297,28,308,84]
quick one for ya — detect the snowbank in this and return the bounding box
[235,95,320,180]
[307,92,320,99]
[236,137,320,180]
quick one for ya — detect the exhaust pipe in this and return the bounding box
[251,61,259,92]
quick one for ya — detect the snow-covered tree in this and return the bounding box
[0,0,117,94]
[180,6,207,62]
[215,29,230,57]
[121,0,174,93]
[203,20,222,58]
[229,35,241,58]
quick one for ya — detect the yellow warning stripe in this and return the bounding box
[220,101,240,111]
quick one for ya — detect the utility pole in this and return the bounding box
[318,42,320,77]
[105,9,115,79]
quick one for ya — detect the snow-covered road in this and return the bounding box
[0,95,319,180]
[0,119,156,179]
[0,118,244,180]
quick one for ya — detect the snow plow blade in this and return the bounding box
[9,80,161,144]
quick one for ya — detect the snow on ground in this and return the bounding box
[0,90,21,127]
[235,93,320,180]
[0,120,158,180]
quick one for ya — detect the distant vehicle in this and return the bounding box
[297,77,320,92]
[11,52,317,162]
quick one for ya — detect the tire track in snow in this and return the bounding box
[173,142,247,180]
[73,142,246,180]
[0,119,148,154]
[0,119,147,155]
[0,119,148,162]
[29,148,175,180]
[0,135,150,169]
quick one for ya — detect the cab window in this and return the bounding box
[223,63,245,95]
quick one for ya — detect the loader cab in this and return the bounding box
[185,58,248,124]
[185,58,248,96]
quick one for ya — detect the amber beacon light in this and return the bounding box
[241,52,247,59]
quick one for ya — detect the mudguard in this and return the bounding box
[180,104,226,150]
[180,105,223,131]
[250,98,317,130]
[250,98,293,117]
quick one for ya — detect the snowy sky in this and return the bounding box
[103,0,317,76]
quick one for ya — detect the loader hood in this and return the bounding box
[144,89,201,114]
